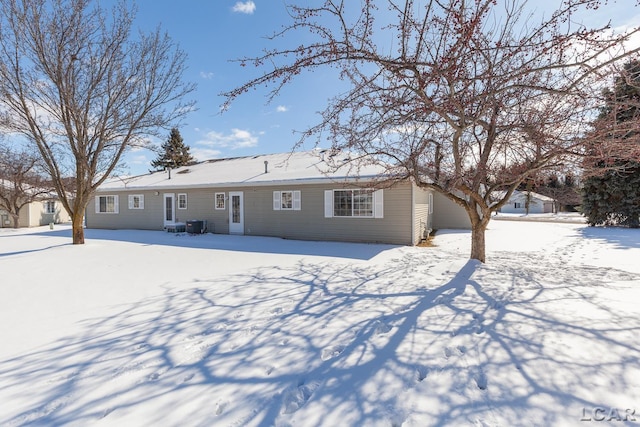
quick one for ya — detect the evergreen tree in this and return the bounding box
[582,168,640,227]
[151,128,194,171]
[582,61,640,227]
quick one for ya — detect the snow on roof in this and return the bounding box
[510,190,555,202]
[99,150,389,191]
[491,190,555,202]
[0,178,58,199]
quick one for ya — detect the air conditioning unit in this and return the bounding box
[186,220,203,234]
[186,220,208,234]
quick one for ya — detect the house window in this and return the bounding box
[514,202,522,209]
[273,191,301,211]
[215,192,226,210]
[281,191,293,209]
[178,193,187,209]
[128,194,144,209]
[95,195,118,213]
[45,201,56,214]
[334,189,373,217]
[325,189,383,218]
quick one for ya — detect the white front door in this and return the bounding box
[163,193,175,227]
[228,191,244,234]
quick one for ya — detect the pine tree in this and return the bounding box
[150,128,194,171]
[582,60,640,227]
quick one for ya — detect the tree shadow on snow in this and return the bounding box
[579,226,640,250]
[1,250,639,426]
[0,243,70,258]
[9,226,396,261]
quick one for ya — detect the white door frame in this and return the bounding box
[163,193,175,227]
[228,191,244,234]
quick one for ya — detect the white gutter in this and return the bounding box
[95,174,399,193]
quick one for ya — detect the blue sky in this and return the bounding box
[121,0,638,176]
[123,0,342,176]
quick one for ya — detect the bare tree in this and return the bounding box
[0,144,52,228]
[223,0,640,262]
[0,0,195,243]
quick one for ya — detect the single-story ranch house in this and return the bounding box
[499,190,556,214]
[86,151,470,245]
[0,199,70,228]
[0,180,71,228]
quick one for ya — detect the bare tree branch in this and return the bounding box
[0,144,54,228]
[0,0,196,243]
[223,0,639,262]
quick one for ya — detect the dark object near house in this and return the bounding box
[186,220,204,234]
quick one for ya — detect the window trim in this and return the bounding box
[178,193,187,210]
[215,192,226,210]
[324,189,383,218]
[281,191,293,210]
[95,195,119,214]
[334,189,373,217]
[128,194,145,210]
[273,190,301,211]
[44,200,56,214]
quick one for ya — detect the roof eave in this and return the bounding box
[95,175,392,193]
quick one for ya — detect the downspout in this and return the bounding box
[411,182,416,245]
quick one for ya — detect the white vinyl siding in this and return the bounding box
[324,189,383,218]
[128,194,144,209]
[95,195,119,214]
[273,190,301,211]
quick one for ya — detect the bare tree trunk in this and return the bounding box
[467,203,491,263]
[71,208,85,244]
[11,213,18,229]
[0,0,194,246]
[470,222,487,263]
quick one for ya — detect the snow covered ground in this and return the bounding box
[493,212,586,223]
[0,220,639,426]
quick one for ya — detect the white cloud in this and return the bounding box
[276,105,288,113]
[619,23,640,51]
[197,128,259,150]
[129,155,148,165]
[190,147,223,162]
[232,1,255,14]
[199,71,214,79]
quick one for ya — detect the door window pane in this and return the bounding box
[232,195,240,223]
[165,197,173,221]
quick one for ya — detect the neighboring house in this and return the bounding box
[500,190,556,214]
[86,151,470,245]
[0,177,71,228]
[0,197,70,228]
